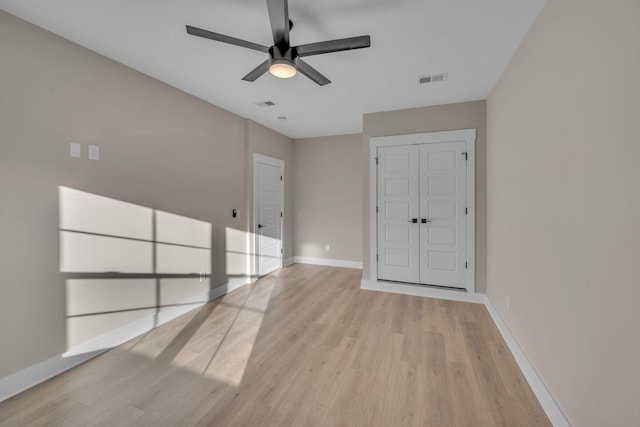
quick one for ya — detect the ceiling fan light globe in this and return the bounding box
[269,61,297,79]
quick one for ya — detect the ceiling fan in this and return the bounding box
[185,0,371,86]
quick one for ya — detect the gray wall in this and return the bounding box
[0,11,292,379]
[362,101,487,292]
[486,0,640,425]
[293,134,363,262]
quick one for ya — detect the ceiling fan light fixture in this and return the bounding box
[269,60,297,79]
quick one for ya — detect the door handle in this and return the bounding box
[407,218,418,223]
[421,219,432,223]
[257,224,264,229]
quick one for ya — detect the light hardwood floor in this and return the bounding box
[0,264,550,426]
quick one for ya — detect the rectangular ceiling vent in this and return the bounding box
[255,100,277,107]
[419,73,448,84]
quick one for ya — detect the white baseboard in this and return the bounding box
[484,297,571,427]
[0,275,253,404]
[0,351,103,403]
[292,256,362,269]
[360,279,486,304]
[283,257,295,267]
[209,275,253,300]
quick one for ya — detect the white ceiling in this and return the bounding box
[0,0,544,139]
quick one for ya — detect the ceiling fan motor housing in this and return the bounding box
[269,45,295,63]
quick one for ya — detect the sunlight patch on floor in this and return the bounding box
[124,273,278,387]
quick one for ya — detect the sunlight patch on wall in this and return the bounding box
[60,186,213,356]
[60,231,153,273]
[66,279,156,316]
[225,227,252,276]
[59,186,152,240]
[156,210,211,248]
[156,244,210,274]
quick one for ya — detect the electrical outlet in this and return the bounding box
[325,244,330,252]
[506,296,511,312]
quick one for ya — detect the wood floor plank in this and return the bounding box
[0,264,550,426]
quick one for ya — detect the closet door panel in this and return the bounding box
[377,145,420,283]
[419,142,467,288]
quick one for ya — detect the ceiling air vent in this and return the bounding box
[255,100,277,107]
[419,73,448,84]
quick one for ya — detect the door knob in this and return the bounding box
[257,224,264,229]
[407,218,418,223]
[421,219,432,223]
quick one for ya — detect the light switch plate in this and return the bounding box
[88,145,100,160]
[69,143,81,158]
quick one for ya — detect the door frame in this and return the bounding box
[252,152,285,277]
[369,129,476,293]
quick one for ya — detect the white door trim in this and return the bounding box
[253,153,285,277]
[369,129,476,293]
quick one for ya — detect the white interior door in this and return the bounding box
[253,153,283,277]
[377,145,420,283]
[419,142,467,288]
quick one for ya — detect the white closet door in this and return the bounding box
[419,141,467,288]
[377,145,420,283]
